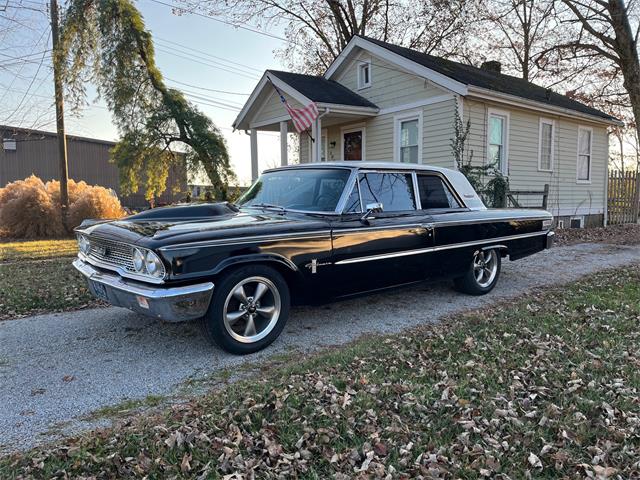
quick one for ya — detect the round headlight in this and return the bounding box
[145,251,164,277]
[132,248,145,272]
[78,235,90,255]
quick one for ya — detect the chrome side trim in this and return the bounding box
[334,231,547,265]
[77,252,166,285]
[161,217,549,251]
[159,230,332,251]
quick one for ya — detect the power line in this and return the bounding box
[155,36,262,73]
[147,0,288,43]
[154,43,259,78]
[165,76,249,96]
[2,32,50,124]
[155,46,260,80]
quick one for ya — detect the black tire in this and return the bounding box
[202,264,290,354]
[453,248,502,295]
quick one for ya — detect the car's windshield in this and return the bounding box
[238,168,351,212]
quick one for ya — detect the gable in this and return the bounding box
[251,88,304,127]
[334,50,453,110]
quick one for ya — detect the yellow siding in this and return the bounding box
[252,89,302,126]
[464,99,608,216]
[335,50,449,109]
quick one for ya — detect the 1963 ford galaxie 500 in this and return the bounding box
[74,162,554,354]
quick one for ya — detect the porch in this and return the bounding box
[233,70,379,180]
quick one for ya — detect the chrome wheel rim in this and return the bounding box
[473,250,498,288]
[223,276,281,344]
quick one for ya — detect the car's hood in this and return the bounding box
[78,203,330,248]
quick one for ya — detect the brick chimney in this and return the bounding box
[481,60,502,74]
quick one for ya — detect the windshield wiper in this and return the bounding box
[244,203,287,213]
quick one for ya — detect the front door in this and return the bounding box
[342,128,363,161]
[328,170,434,296]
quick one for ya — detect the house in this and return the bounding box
[233,35,622,227]
[0,125,187,209]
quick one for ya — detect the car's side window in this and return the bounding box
[344,184,362,213]
[417,175,461,209]
[358,172,416,212]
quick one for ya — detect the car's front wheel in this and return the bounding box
[202,265,290,354]
[453,248,501,295]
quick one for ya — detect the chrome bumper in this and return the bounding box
[73,259,214,322]
[546,231,555,249]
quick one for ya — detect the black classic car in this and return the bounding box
[74,162,554,354]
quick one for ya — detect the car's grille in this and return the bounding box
[86,236,137,273]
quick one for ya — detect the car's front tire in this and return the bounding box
[453,248,501,295]
[202,265,290,354]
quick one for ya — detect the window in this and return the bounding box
[2,138,16,151]
[344,183,362,213]
[417,175,461,209]
[357,60,371,89]
[577,126,592,182]
[342,127,365,161]
[538,118,554,171]
[488,110,509,174]
[358,172,416,212]
[239,168,351,212]
[570,216,584,228]
[394,112,422,163]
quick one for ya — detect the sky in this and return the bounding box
[0,0,289,185]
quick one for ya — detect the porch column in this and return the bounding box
[279,121,288,166]
[316,116,322,162]
[250,129,258,181]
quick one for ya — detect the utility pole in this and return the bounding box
[50,0,69,225]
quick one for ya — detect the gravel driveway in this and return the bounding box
[1,242,639,454]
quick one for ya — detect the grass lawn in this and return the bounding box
[1,266,639,478]
[0,239,78,262]
[0,258,100,320]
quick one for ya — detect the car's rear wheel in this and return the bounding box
[453,248,501,295]
[202,265,290,354]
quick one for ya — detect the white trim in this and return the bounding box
[393,110,423,164]
[467,86,622,127]
[554,206,604,216]
[340,123,367,161]
[249,114,290,129]
[576,125,593,184]
[487,108,510,175]
[279,121,288,166]
[357,58,372,90]
[324,36,468,96]
[378,94,453,115]
[315,103,378,115]
[233,72,311,130]
[537,117,555,172]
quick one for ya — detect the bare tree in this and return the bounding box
[188,0,481,73]
[538,0,640,149]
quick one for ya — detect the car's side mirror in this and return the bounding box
[361,202,383,224]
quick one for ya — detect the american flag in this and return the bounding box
[270,79,319,133]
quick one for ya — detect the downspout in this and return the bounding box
[314,108,330,162]
[604,130,611,227]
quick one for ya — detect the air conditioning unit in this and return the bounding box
[2,138,16,151]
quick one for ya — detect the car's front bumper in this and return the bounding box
[546,231,555,249]
[73,259,214,322]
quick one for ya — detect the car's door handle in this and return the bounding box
[411,223,434,236]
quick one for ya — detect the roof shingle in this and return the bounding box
[358,35,617,122]
[267,70,378,109]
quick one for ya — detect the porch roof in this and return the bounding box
[267,70,378,109]
[233,70,379,131]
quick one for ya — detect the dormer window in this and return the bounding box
[357,60,371,89]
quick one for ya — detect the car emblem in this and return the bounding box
[95,245,108,256]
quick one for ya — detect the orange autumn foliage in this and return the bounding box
[0,175,126,238]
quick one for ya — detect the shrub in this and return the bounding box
[0,176,126,239]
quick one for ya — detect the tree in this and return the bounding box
[189,0,481,74]
[537,0,639,157]
[57,0,234,200]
